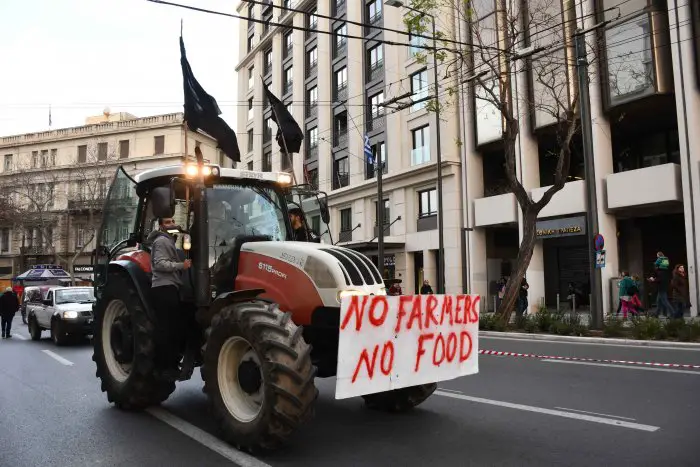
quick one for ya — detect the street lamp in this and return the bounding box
[385,0,445,294]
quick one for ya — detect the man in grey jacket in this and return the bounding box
[148,217,191,379]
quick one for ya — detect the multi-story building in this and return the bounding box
[0,110,225,284]
[236,0,465,294]
[462,0,700,317]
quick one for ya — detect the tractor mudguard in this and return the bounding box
[106,260,156,322]
[197,288,267,327]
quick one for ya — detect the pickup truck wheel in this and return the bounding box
[29,317,41,341]
[92,272,175,410]
[51,320,68,346]
[361,383,437,412]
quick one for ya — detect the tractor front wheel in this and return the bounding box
[362,383,437,412]
[201,300,317,452]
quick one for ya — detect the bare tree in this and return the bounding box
[404,0,590,322]
[4,139,120,282]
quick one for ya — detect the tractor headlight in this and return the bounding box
[185,164,199,177]
[337,289,368,303]
[63,311,79,319]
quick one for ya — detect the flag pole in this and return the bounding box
[269,99,298,186]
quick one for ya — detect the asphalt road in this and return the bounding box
[2,313,699,467]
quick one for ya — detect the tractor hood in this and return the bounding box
[241,241,387,300]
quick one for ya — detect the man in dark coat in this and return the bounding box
[1,287,20,339]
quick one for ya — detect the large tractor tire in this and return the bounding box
[201,300,317,452]
[92,272,176,410]
[362,383,437,412]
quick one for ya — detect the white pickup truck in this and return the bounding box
[27,286,95,345]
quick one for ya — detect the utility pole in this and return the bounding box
[376,154,385,279]
[432,15,445,294]
[574,30,604,329]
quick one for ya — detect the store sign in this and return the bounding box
[74,265,95,273]
[535,216,586,239]
[384,255,395,267]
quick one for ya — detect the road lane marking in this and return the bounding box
[11,333,27,340]
[554,407,636,421]
[438,387,464,394]
[41,350,74,366]
[434,390,660,432]
[482,335,700,351]
[147,407,271,467]
[542,358,700,375]
[480,349,700,369]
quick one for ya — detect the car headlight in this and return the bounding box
[337,289,368,303]
[63,311,79,319]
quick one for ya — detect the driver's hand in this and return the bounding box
[183,259,192,270]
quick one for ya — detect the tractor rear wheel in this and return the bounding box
[362,383,437,412]
[92,272,176,410]
[201,300,317,452]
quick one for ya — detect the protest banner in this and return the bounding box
[335,294,480,399]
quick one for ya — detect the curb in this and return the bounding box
[480,331,700,349]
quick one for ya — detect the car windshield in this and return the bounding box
[206,183,289,266]
[55,289,95,304]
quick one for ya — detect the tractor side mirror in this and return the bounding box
[151,186,175,219]
[320,200,330,225]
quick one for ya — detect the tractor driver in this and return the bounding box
[289,208,310,242]
[148,217,192,380]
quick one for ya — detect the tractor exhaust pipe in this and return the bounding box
[194,146,211,309]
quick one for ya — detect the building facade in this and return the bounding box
[462,0,700,317]
[0,111,224,283]
[236,0,465,294]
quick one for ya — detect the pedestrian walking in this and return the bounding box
[1,287,20,339]
[517,277,529,317]
[649,251,673,318]
[670,264,690,320]
[420,280,434,294]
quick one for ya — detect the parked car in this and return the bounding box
[27,286,95,345]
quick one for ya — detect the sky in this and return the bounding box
[0,0,240,137]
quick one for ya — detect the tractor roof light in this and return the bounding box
[277,173,293,185]
[184,163,220,179]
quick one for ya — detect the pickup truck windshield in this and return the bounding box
[55,289,95,304]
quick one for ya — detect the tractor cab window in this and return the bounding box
[207,183,288,266]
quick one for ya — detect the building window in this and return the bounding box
[264,48,273,75]
[411,125,430,165]
[367,0,382,24]
[247,3,254,22]
[334,0,346,16]
[77,146,87,163]
[333,112,348,147]
[248,98,254,121]
[311,215,321,235]
[307,47,318,71]
[368,92,384,131]
[333,157,350,189]
[306,86,318,118]
[262,8,272,35]
[340,207,352,231]
[264,117,273,143]
[154,135,165,155]
[119,140,129,159]
[367,45,383,82]
[247,129,254,152]
[308,8,318,30]
[334,23,347,57]
[40,150,49,167]
[411,69,428,111]
[334,67,348,100]
[305,167,318,189]
[3,154,11,171]
[284,30,293,58]
[97,142,108,161]
[0,228,9,252]
[409,24,428,56]
[247,161,254,171]
[50,149,56,166]
[366,141,386,179]
[418,189,437,217]
[306,126,318,159]
[283,66,293,95]
[247,34,254,53]
[31,150,38,167]
[375,199,390,226]
[248,66,254,90]
[263,151,272,172]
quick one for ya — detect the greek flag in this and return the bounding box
[364,134,373,165]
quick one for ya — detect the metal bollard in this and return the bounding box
[493,295,497,314]
[573,294,576,313]
[556,293,560,313]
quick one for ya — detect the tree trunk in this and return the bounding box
[496,209,539,323]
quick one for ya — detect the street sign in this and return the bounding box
[594,233,605,251]
[595,250,606,269]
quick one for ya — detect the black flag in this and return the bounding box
[180,35,240,162]
[262,81,304,154]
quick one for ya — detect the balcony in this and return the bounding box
[283,81,293,96]
[530,180,586,219]
[606,163,682,211]
[365,12,382,35]
[306,145,318,160]
[417,215,437,232]
[335,85,348,102]
[474,193,518,227]
[306,105,317,119]
[306,62,317,78]
[338,230,352,242]
[334,41,347,59]
[333,172,349,190]
[411,146,430,166]
[367,113,385,132]
[20,245,53,256]
[334,132,348,148]
[68,197,106,212]
[366,62,384,83]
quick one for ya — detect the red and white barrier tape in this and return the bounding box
[478,349,700,370]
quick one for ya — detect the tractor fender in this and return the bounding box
[105,260,157,323]
[197,288,267,328]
